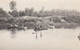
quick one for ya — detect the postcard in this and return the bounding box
[0,0,80,50]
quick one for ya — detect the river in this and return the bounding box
[0,28,80,50]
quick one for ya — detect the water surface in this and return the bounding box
[0,28,80,50]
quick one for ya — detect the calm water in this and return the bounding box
[0,28,80,50]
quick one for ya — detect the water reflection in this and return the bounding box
[32,31,42,39]
[3,27,80,40]
[10,28,17,38]
[8,28,43,39]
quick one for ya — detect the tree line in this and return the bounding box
[8,8,80,17]
[8,0,80,17]
[0,0,80,24]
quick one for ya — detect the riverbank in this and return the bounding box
[0,16,80,30]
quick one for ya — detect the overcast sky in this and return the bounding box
[0,0,80,11]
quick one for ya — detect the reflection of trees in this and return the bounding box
[32,31,42,39]
[10,28,17,38]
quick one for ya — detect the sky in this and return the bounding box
[0,0,80,11]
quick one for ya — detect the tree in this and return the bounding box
[25,8,30,16]
[38,7,45,17]
[10,10,19,17]
[19,11,25,17]
[25,7,34,16]
[29,7,34,16]
[9,0,19,17]
[9,0,17,11]
[0,8,10,17]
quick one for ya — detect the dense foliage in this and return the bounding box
[0,0,80,30]
[0,8,11,17]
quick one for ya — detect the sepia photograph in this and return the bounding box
[0,0,80,50]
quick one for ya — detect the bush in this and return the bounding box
[0,8,11,17]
